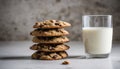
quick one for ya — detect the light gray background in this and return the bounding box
[0,0,120,41]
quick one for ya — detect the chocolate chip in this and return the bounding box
[55,23,60,25]
[49,20,54,23]
[44,23,47,25]
[35,22,39,25]
[53,55,58,59]
[30,32,32,35]
[39,25,44,27]
[59,24,62,26]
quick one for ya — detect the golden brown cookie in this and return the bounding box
[33,20,71,29]
[31,51,68,60]
[32,36,69,44]
[30,43,70,52]
[30,28,69,36]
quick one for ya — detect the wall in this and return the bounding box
[0,0,120,41]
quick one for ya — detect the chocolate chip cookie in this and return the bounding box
[33,20,71,29]
[32,36,69,44]
[30,28,69,36]
[30,44,70,52]
[30,19,71,60]
[31,51,68,60]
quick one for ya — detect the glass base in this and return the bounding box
[86,53,109,58]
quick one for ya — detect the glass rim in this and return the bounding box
[83,15,112,17]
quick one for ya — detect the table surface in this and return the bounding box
[0,41,120,69]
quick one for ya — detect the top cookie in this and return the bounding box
[33,20,71,29]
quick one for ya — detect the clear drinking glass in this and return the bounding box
[82,15,113,58]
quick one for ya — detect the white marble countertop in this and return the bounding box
[0,41,120,69]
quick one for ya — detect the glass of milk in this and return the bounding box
[82,15,113,58]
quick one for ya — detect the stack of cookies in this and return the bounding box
[30,20,71,60]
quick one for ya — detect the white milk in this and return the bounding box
[82,27,113,54]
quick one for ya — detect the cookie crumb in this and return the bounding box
[62,61,70,65]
